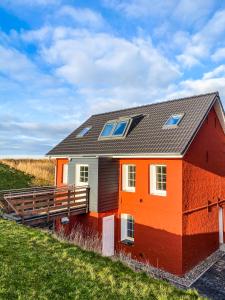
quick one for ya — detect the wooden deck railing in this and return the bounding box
[0,185,89,223]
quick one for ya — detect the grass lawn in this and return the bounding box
[0,219,202,300]
[0,163,33,191]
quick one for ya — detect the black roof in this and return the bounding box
[47,92,220,157]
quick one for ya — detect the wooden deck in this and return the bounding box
[0,185,90,225]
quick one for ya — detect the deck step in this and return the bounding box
[2,213,21,222]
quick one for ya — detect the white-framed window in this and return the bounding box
[62,164,68,184]
[150,165,167,196]
[122,164,136,192]
[76,164,89,186]
[121,214,134,243]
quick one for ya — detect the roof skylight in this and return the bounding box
[112,120,129,136]
[99,118,130,139]
[100,122,116,137]
[76,126,92,138]
[163,114,184,128]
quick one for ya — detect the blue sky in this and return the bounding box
[0,0,225,156]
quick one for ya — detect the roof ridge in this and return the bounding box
[91,91,218,117]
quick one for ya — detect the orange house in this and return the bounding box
[47,92,225,275]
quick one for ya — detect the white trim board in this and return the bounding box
[47,153,183,159]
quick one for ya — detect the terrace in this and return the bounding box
[0,185,90,226]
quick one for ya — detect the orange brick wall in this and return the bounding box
[182,107,225,273]
[117,158,183,275]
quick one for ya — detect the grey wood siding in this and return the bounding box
[68,157,99,212]
[98,157,119,212]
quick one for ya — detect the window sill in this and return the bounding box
[122,189,135,193]
[121,239,134,246]
[151,191,167,197]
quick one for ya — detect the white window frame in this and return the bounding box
[62,164,68,185]
[150,164,167,196]
[121,214,134,242]
[76,164,89,186]
[122,164,136,192]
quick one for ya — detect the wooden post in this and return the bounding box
[47,195,50,222]
[86,187,90,213]
[21,196,24,224]
[33,193,36,212]
[68,189,71,217]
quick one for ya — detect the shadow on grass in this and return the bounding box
[0,219,201,300]
[0,163,33,191]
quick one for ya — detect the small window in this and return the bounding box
[76,126,91,138]
[80,165,88,183]
[150,165,167,196]
[122,164,136,192]
[121,214,134,243]
[112,120,129,136]
[76,164,89,186]
[163,114,184,128]
[62,164,68,184]
[100,122,116,137]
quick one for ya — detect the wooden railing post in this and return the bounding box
[21,196,24,224]
[33,193,36,212]
[86,187,90,213]
[47,196,50,222]
[68,188,71,217]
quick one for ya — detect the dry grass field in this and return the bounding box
[0,159,55,187]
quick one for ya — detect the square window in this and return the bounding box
[122,164,136,192]
[76,165,89,186]
[150,165,167,196]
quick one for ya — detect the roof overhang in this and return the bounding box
[47,153,183,159]
[214,98,225,133]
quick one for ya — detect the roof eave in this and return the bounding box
[46,152,183,159]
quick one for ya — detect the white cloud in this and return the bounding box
[38,28,179,96]
[0,42,88,155]
[212,47,225,62]
[104,0,216,28]
[179,77,225,98]
[172,0,216,27]
[56,5,106,29]
[203,65,225,79]
[20,25,182,115]
[166,65,225,102]
[177,9,225,67]
[0,45,38,82]
[103,0,175,18]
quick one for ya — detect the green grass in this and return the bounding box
[0,219,202,300]
[0,163,33,191]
